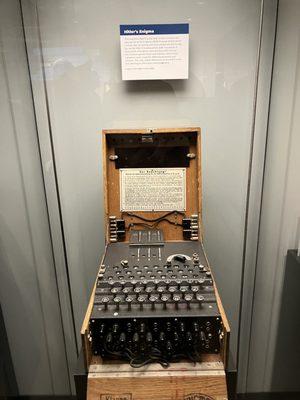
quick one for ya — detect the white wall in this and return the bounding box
[246,0,300,392]
[23,0,265,363]
[0,0,71,395]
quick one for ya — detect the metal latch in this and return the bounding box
[141,134,154,143]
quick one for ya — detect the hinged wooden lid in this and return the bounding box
[102,128,202,242]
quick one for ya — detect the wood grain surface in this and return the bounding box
[87,360,228,400]
[102,128,202,242]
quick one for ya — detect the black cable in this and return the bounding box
[186,352,197,365]
[127,222,155,230]
[128,218,183,230]
[157,218,183,227]
[171,353,186,361]
[130,356,169,369]
[122,210,185,222]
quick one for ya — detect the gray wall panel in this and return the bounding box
[247,0,300,392]
[0,0,71,395]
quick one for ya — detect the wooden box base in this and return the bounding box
[87,355,228,400]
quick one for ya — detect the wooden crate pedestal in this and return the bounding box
[87,356,228,400]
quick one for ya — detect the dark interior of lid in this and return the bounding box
[107,132,194,168]
[103,130,201,242]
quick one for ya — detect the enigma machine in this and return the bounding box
[86,128,229,370]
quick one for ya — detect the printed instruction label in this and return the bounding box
[120,168,186,211]
[120,24,189,80]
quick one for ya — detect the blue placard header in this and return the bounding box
[120,23,189,36]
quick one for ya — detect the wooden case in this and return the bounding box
[102,127,202,242]
[81,128,230,400]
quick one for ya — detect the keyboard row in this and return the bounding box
[94,291,217,310]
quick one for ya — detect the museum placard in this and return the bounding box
[120,24,189,80]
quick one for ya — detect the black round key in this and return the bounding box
[138,294,147,302]
[173,293,181,308]
[179,285,189,292]
[196,294,204,307]
[149,293,159,302]
[111,282,122,292]
[184,293,193,309]
[149,294,159,309]
[100,296,110,310]
[114,295,122,310]
[122,285,132,294]
[161,293,170,309]
[168,285,177,293]
[137,294,147,309]
[100,296,110,303]
[134,284,144,293]
[145,283,155,293]
[157,285,166,292]
[125,295,135,310]
[184,293,193,302]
